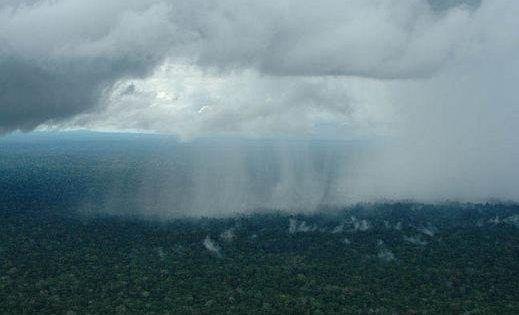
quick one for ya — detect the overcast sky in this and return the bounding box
[0,0,496,137]
[1,0,518,202]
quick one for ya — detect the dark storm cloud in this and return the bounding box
[0,0,483,132]
[0,56,137,132]
[0,0,183,133]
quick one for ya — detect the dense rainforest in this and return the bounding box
[2,202,519,314]
[1,134,518,313]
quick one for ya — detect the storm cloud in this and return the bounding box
[0,0,182,132]
[2,0,519,204]
[1,0,485,133]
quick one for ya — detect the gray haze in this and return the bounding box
[1,0,518,209]
[122,139,361,217]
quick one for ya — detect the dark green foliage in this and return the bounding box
[1,203,518,314]
[0,135,518,313]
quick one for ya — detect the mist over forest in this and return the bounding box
[1,0,519,313]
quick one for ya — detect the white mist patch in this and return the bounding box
[288,218,317,234]
[376,240,397,262]
[378,248,396,262]
[473,215,518,228]
[416,224,438,237]
[404,235,428,246]
[504,215,519,228]
[488,216,501,225]
[331,224,345,234]
[203,236,221,257]
[349,217,371,232]
[219,228,236,242]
